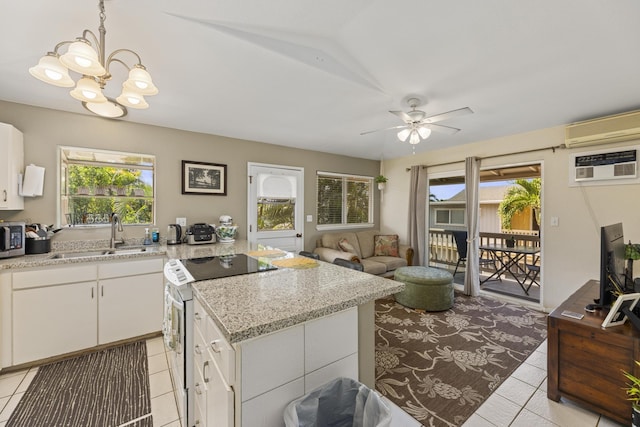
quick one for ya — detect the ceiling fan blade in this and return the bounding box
[360,124,408,136]
[423,107,473,124]
[389,110,413,123]
[424,123,461,135]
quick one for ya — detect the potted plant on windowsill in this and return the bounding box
[623,361,640,426]
[375,175,388,190]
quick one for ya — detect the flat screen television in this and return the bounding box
[587,223,626,311]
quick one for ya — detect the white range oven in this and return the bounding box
[163,254,277,427]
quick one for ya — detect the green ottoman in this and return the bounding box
[394,266,454,311]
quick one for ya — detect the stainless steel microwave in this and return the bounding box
[0,221,25,258]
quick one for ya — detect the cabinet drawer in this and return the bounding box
[193,298,207,335]
[98,257,163,279]
[194,362,208,421]
[194,323,208,375]
[241,377,304,427]
[206,316,236,386]
[305,353,359,393]
[13,264,96,289]
[240,324,304,402]
[305,307,358,373]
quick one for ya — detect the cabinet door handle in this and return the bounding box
[203,361,210,383]
[91,287,94,299]
[210,339,221,353]
[194,311,202,320]
[2,190,6,202]
[101,286,104,297]
[195,382,203,395]
[194,344,202,355]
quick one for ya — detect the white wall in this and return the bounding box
[381,126,640,311]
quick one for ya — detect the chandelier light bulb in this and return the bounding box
[84,98,127,118]
[60,39,106,76]
[123,66,158,95]
[117,88,149,109]
[29,54,74,87]
[70,76,107,103]
[397,128,411,142]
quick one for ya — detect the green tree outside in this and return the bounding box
[498,178,541,230]
[67,165,153,225]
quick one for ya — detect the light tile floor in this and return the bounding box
[0,337,628,427]
[0,337,179,427]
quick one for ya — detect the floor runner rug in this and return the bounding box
[375,293,547,427]
[7,341,152,427]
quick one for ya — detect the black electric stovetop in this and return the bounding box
[179,254,277,281]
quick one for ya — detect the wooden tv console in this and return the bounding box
[547,280,640,425]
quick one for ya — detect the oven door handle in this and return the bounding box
[165,288,185,310]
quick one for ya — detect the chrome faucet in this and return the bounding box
[110,213,124,248]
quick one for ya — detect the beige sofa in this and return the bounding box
[313,230,413,277]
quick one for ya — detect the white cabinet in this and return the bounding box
[13,281,97,365]
[193,299,359,427]
[98,258,164,344]
[12,264,98,365]
[0,123,24,210]
[10,257,164,366]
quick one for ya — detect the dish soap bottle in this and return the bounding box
[143,228,152,245]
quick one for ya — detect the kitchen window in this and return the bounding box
[59,146,155,226]
[316,172,373,229]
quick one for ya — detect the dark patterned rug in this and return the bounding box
[7,341,152,427]
[375,293,547,427]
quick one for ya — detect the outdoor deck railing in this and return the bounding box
[428,229,540,273]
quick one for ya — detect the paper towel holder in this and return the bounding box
[18,164,45,197]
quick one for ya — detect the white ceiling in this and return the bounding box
[2,0,640,160]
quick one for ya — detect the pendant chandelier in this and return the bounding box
[29,0,158,119]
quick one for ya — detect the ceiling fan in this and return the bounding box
[361,97,473,145]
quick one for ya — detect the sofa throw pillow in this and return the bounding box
[374,234,399,257]
[338,238,357,254]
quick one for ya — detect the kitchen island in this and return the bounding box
[165,241,403,427]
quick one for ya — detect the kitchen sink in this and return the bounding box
[110,246,159,255]
[49,250,113,259]
[49,246,160,259]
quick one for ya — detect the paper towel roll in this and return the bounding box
[21,164,45,197]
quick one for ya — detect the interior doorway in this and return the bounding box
[427,163,542,303]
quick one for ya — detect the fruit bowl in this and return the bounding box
[215,225,237,243]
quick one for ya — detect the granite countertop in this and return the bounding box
[0,239,404,345]
[167,241,405,344]
[0,243,167,270]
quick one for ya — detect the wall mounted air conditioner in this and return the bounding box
[565,110,640,148]
[569,147,640,187]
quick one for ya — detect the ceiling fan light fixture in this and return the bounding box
[397,128,411,142]
[409,130,421,145]
[417,126,431,139]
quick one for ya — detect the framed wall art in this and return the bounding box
[182,160,227,195]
